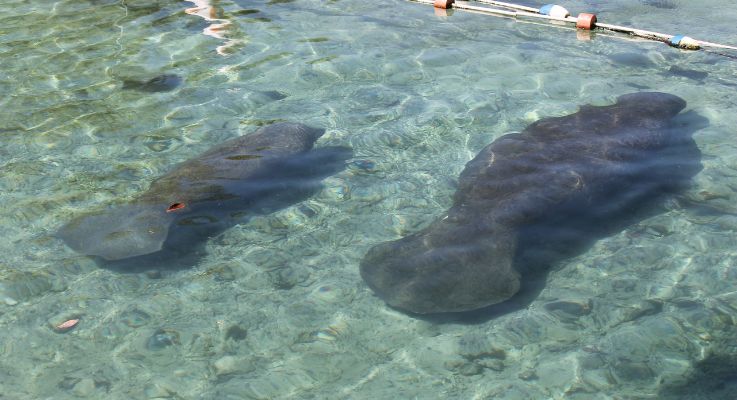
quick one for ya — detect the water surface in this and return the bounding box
[2,0,737,398]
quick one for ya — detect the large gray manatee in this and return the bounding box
[59,122,351,268]
[360,92,703,314]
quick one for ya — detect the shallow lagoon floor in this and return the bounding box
[2,0,737,398]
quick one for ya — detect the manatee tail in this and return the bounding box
[121,80,142,90]
[244,146,352,214]
[286,146,353,179]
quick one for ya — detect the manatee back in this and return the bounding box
[199,122,325,159]
[140,123,326,204]
[454,92,691,225]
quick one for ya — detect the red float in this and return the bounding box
[576,13,597,30]
[434,0,454,9]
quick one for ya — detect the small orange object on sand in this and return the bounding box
[56,319,79,331]
[166,202,186,212]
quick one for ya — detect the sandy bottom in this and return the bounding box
[2,0,737,398]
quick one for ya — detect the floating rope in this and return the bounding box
[419,0,737,53]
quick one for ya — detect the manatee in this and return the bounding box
[122,74,183,92]
[642,0,676,9]
[360,92,703,314]
[665,65,708,81]
[608,52,655,69]
[59,122,351,269]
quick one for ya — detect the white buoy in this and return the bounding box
[678,36,701,50]
[539,4,570,19]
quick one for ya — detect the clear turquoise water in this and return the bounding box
[2,0,737,398]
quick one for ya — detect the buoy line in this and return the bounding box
[413,0,737,55]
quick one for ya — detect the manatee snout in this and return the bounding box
[359,221,520,314]
[58,204,175,261]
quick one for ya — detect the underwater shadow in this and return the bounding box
[657,353,737,399]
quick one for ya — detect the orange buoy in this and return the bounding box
[434,0,454,9]
[166,202,186,212]
[576,13,597,30]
